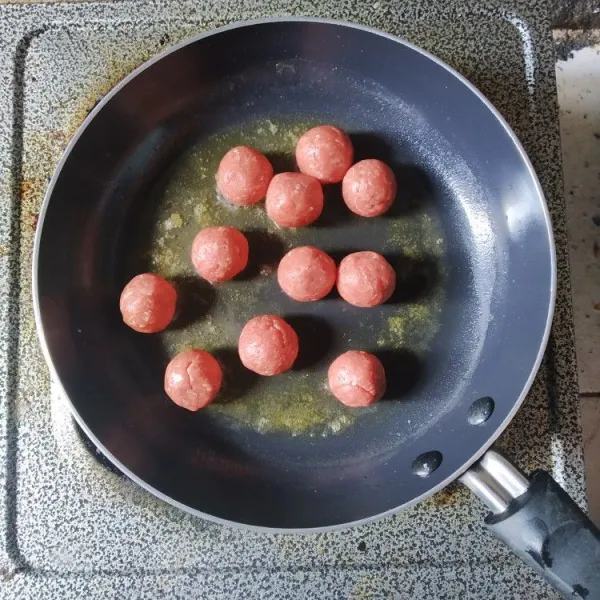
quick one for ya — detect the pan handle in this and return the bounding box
[460,450,600,599]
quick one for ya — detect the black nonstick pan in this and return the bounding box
[33,18,600,598]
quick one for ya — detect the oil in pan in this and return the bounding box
[123,117,446,437]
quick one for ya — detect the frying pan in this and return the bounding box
[32,18,600,598]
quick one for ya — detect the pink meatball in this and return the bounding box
[119,273,177,333]
[265,172,324,228]
[277,246,336,302]
[216,146,273,205]
[328,350,386,407]
[191,226,249,283]
[238,315,299,376]
[337,251,396,307]
[164,349,223,411]
[342,159,397,217]
[295,125,353,184]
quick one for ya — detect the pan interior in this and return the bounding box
[123,115,447,440]
[36,21,553,528]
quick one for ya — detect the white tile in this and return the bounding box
[580,396,600,526]
[555,30,600,394]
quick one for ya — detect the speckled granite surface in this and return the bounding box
[0,1,583,598]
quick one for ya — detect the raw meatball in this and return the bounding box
[119,273,177,333]
[191,226,249,282]
[266,172,324,228]
[342,159,397,217]
[238,315,299,376]
[216,146,273,205]
[295,125,353,184]
[328,350,386,407]
[277,246,336,302]
[164,349,223,411]
[337,251,396,307]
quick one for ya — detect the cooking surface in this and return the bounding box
[131,116,446,438]
[0,1,584,598]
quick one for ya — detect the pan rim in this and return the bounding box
[32,16,556,533]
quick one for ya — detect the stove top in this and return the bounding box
[0,1,583,598]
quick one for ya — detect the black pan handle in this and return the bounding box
[460,450,600,599]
